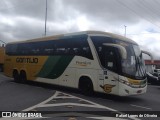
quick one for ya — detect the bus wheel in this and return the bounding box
[79,77,94,95]
[13,70,20,83]
[0,64,3,72]
[20,71,27,83]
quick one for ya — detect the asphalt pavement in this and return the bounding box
[0,73,160,120]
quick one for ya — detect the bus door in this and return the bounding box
[102,46,119,94]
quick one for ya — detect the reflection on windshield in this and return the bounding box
[120,42,146,79]
[133,45,146,78]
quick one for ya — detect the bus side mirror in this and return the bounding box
[141,50,153,63]
[103,43,127,59]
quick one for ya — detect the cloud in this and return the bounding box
[61,0,142,24]
[0,0,160,59]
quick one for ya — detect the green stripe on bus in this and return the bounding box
[36,56,61,78]
[37,56,74,79]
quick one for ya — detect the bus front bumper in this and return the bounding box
[118,82,147,96]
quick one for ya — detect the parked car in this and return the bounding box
[147,72,160,84]
[153,69,160,74]
[153,72,160,80]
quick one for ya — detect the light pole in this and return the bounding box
[124,25,127,37]
[44,0,48,36]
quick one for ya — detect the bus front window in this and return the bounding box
[120,43,146,80]
[91,36,146,80]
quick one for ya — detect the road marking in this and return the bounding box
[130,104,152,110]
[22,90,60,111]
[0,91,140,120]
[39,102,116,109]
[23,91,118,112]
[33,91,141,120]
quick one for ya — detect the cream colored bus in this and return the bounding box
[4,31,147,96]
[0,46,5,72]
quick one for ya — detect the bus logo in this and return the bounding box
[16,57,38,63]
[100,84,115,93]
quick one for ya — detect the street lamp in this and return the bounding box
[124,25,127,37]
[44,0,48,36]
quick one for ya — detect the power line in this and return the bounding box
[134,0,160,26]
[115,0,160,29]
[140,0,160,17]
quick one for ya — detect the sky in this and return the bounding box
[0,0,160,59]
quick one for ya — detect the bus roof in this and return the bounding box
[7,31,137,45]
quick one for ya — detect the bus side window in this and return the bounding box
[51,35,93,59]
[104,48,118,72]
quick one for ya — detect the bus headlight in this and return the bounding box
[119,79,146,88]
[119,79,130,86]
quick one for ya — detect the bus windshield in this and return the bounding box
[91,36,146,80]
[118,41,146,79]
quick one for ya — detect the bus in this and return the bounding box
[0,45,5,72]
[4,31,147,96]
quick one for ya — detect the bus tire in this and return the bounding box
[13,70,20,83]
[78,77,94,95]
[20,71,27,83]
[0,64,3,72]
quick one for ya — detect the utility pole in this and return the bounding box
[44,0,48,36]
[124,25,127,37]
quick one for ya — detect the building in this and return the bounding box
[145,60,160,73]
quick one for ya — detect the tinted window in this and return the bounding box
[91,36,115,68]
[6,44,18,55]
[91,36,115,50]
[104,47,118,72]
[6,35,93,60]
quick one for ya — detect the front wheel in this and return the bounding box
[79,77,94,95]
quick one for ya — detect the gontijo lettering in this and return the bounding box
[16,57,38,63]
